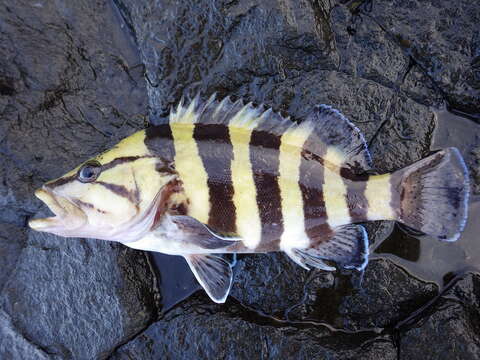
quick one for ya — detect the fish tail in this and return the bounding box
[393,147,470,242]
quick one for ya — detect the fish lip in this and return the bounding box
[36,187,66,215]
[28,186,86,232]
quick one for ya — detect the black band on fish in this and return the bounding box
[145,124,176,163]
[100,156,153,171]
[342,171,370,224]
[250,130,284,251]
[193,124,237,234]
[96,181,140,205]
[46,174,77,188]
[299,143,332,247]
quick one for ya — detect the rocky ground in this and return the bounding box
[0,0,479,359]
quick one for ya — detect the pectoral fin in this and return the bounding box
[161,214,241,250]
[127,215,241,254]
[184,254,234,303]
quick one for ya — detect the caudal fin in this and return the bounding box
[394,147,469,242]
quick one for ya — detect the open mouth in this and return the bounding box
[29,187,86,233]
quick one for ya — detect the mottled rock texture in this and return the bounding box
[0,1,156,359]
[1,0,479,359]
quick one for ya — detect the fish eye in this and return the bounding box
[77,160,102,183]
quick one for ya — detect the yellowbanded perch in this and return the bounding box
[29,95,470,303]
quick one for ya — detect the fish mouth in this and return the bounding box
[29,187,87,234]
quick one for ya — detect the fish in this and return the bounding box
[29,95,470,303]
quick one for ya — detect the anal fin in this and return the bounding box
[184,254,234,303]
[287,224,369,271]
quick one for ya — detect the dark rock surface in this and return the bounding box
[0,1,156,359]
[110,294,397,360]
[398,273,480,360]
[1,0,479,359]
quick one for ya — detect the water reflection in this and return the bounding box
[374,226,421,262]
[149,253,199,311]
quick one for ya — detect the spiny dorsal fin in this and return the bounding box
[166,96,372,172]
[166,94,293,131]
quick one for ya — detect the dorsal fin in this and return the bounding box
[303,105,372,172]
[165,96,371,172]
[166,94,293,132]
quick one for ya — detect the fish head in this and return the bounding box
[29,130,177,241]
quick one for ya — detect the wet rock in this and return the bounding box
[2,0,480,359]
[0,0,156,358]
[0,223,26,292]
[337,260,437,331]
[232,257,437,332]
[357,0,480,117]
[330,3,409,92]
[231,252,334,317]
[0,0,147,222]
[330,0,480,116]
[399,273,480,360]
[149,253,200,311]
[116,0,339,117]
[471,145,480,195]
[0,309,52,360]
[0,223,157,359]
[111,295,397,360]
